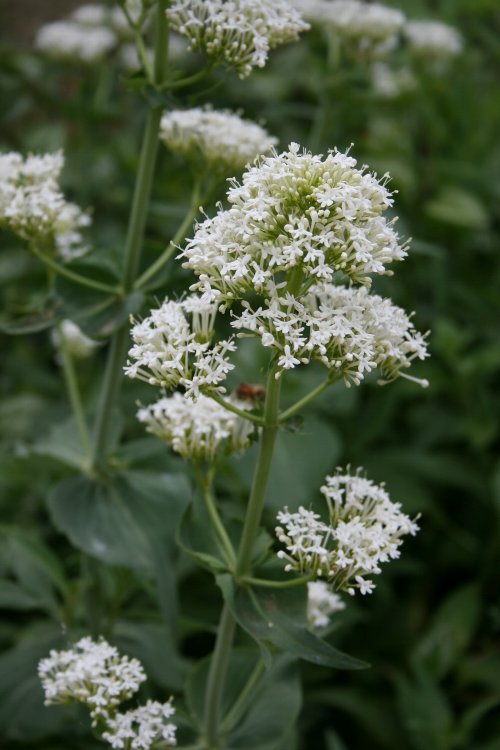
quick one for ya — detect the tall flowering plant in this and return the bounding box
[0,1,442,748]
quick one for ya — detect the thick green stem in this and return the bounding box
[58,326,92,463]
[202,361,282,748]
[236,363,281,576]
[203,604,237,749]
[91,0,169,469]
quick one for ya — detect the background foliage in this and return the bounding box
[1,0,500,748]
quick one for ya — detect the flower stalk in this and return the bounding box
[91,0,169,470]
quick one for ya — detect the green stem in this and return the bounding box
[202,360,282,748]
[196,469,237,570]
[208,392,263,426]
[236,362,282,576]
[134,185,200,291]
[279,376,338,423]
[202,604,236,749]
[91,0,169,469]
[160,64,214,91]
[220,659,265,733]
[309,31,341,152]
[58,325,92,463]
[241,575,311,589]
[31,244,119,295]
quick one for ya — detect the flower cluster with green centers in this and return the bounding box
[276,468,419,596]
[167,0,309,78]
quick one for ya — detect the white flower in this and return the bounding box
[307,581,345,628]
[160,107,277,174]
[231,283,429,386]
[137,392,255,461]
[0,151,90,260]
[70,4,140,37]
[102,699,177,749]
[38,637,146,723]
[35,20,117,63]
[292,0,405,56]
[124,295,235,398]
[167,0,309,78]
[371,63,416,98]
[181,143,407,301]
[276,467,419,595]
[52,320,99,359]
[405,20,463,60]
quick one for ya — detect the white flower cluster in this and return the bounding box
[39,637,176,749]
[405,20,463,60]
[291,0,405,56]
[371,63,416,99]
[307,581,345,628]
[232,284,429,386]
[0,151,90,260]
[182,143,406,298]
[34,3,145,65]
[38,637,147,723]
[160,107,278,174]
[167,0,309,78]
[276,468,419,596]
[138,392,255,461]
[125,295,235,398]
[102,700,177,750]
[52,320,99,359]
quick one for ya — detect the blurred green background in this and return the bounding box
[1,0,500,748]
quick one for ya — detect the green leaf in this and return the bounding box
[48,470,189,570]
[413,584,480,678]
[0,301,58,335]
[114,620,186,692]
[31,417,87,470]
[219,576,366,671]
[395,666,453,750]
[0,626,77,741]
[425,187,489,229]
[227,655,302,750]
[0,581,43,610]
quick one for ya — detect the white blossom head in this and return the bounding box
[0,151,91,260]
[181,143,407,303]
[231,283,429,386]
[371,62,417,99]
[52,320,99,359]
[102,700,177,749]
[307,581,345,628]
[38,637,146,723]
[34,20,117,63]
[137,392,255,462]
[405,20,463,61]
[167,0,309,78]
[293,0,405,57]
[124,295,235,399]
[276,467,419,596]
[160,107,278,174]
